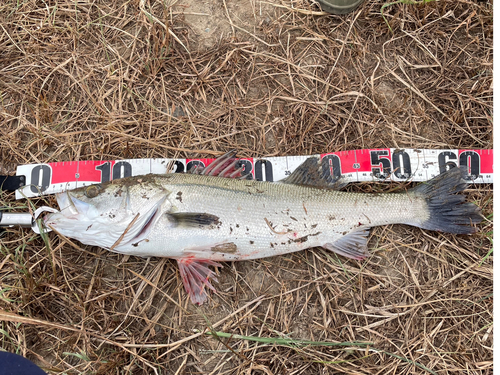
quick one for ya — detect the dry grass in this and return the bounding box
[0,0,493,374]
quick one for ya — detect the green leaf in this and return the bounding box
[63,351,91,361]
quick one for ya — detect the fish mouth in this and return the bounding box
[55,190,98,218]
[44,191,98,229]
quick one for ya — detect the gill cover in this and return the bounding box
[45,186,168,253]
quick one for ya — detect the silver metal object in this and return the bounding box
[32,207,59,234]
[1,212,33,227]
[0,206,59,234]
[314,0,364,14]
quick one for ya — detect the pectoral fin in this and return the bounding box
[323,228,370,260]
[177,258,222,304]
[166,213,221,228]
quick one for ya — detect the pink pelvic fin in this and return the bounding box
[177,258,222,305]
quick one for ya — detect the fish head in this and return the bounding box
[44,178,170,252]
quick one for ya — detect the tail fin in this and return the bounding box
[410,166,482,234]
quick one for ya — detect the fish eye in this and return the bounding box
[85,184,102,198]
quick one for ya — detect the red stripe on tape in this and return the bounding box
[78,160,115,182]
[459,149,493,174]
[50,161,78,184]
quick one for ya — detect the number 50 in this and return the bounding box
[370,150,411,179]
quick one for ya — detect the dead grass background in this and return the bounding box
[0,0,493,374]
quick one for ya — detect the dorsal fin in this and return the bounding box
[187,150,251,179]
[281,157,346,190]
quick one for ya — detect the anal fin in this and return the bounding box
[177,258,222,304]
[323,228,370,260]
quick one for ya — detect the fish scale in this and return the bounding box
[44,153,482,304]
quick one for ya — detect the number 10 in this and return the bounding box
[96,161,133,183]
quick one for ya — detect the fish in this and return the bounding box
[44,151,482,304]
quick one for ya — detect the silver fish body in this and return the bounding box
[44,155,482,303]
[104,173,427,260]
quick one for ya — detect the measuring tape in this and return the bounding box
[15,148,493,199]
